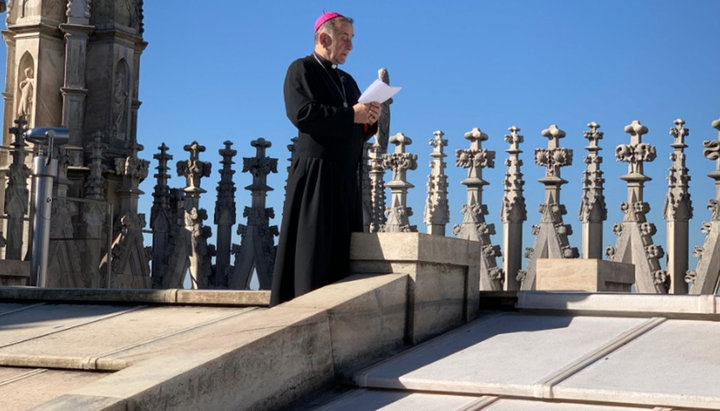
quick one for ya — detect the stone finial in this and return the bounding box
[578,122,607,259]
[213,141,238,288]
[502,126,526,224]
[454,127,503,290]
[243,138,277,193]
[501,125,526,290]
[617,120,655,180]
[579,121,607,223]
[521,124,578,290]
[380,132,417,232]
[703,117,720,204]
[177,141,211,195]
[609,120,668,293]
[216,140,237,225]
[424,130,450,235]
[664,119,693,222]
[229,137,279,290]
[687,116,720,294]
[536,124,571,180]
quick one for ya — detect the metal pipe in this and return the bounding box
[30,154,57,287]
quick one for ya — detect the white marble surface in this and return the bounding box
[484,398,649,410]
[315,389,486,411]
[355,313,647,396]
[557,318,720,408]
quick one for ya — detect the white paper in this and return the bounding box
[358,79,402,104]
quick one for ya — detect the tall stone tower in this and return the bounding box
[0,0,149,287]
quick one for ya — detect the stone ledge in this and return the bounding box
[351,232,480,343]
[517,291,720,318]
[35,273,410,410]
[0,287,270,306]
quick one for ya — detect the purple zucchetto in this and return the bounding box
[314,11,344,32]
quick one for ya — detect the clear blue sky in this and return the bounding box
[5,1,720,278]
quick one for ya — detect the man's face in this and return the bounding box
[325,22,353,65]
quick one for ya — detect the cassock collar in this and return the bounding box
[312,52,338,70]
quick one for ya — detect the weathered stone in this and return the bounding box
[536,259,634,292]
[521,124,578,290]
[229,138,278,289]
[454,127,503,290]
[380,133,417,232]
[501,126,526,291]
[350,232,480,343]
[688,116,720,294]
[609,120,668,293]
[579,122,607,259]
[424,130,449,236]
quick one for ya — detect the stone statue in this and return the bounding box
[17,67,34,122]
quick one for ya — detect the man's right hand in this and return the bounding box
[353,102,381,124]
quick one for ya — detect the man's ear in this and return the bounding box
[320,32,332,47]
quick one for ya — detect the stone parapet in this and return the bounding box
[350,232,480,343]
[536,259,634,292]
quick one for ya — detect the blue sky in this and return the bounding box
[5,1,720,282]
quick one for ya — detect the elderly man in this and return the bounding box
[271,12,381,305]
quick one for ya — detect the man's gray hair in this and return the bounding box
[314,16,354,44]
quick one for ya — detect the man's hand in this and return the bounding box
[353,102,382,124]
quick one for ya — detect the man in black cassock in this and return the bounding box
[270,12,381,305]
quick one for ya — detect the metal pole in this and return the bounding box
[30,154,57,287]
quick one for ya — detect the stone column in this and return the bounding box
[60,0,94,146]
[607,120,668,293]
[150,143,172,288]
[424,130,449,236]
[230,138,278,289]
[687,117,720,294]
[664,119,692,294]
[454,128,503,290]
[380,133,417,232]
[214,141,237,288]
[83,132,107,288]
[501,126,526,290]
[579,122,607,259]
[177,141,212,289]
[520,124,578,290]
[4,117,29,260]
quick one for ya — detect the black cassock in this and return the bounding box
[270,54,377,305]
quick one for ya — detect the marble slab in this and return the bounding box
[484,398,651,410]
[355,313,649,397]
[0,304,133,348]
[314,389,487,410]
[0,306,253,368]
[556,318,720,409]
[0,367,105,410]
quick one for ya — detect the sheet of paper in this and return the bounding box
[358,79,402,104]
